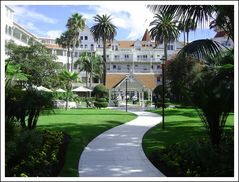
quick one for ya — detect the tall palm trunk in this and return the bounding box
[65,90,69,110]
[67,47,70,71]
[71,47,75,72]
[162,39,168,129]
[102,38,107,85]
[86,71,89,87]
[186,31,189,44]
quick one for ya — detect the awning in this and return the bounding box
[72,86,92,92]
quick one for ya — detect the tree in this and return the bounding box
[147,5,234,59]
[66,13,85,72]
[56,30,74,71]
[59,70,79,110]
[91,54,104,85]
[149,11,179,129]
[74,52,91,87]
[5,42,61,88]
[189,50,234,146]
[178,19,197,45]
[90,14,117,85]
[165,55,202,104]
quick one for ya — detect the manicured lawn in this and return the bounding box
[37,108,137,177]
[142,107,234,164]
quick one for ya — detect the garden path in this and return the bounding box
[78,110,165,177]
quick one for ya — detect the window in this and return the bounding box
[80,44,83,48]
[117,65,121,70]
[85,44,88,49]
[98,44,101,48]
[91,44,94,50]
[157,76,161,83]
[113,65,116,69]
[115,45,118,51]
[125,54,129,59]
[56,50,63,56]
[85,36,88,40]
[135,65,138,67]
[80,36,83,40]
[151,65,154,69]
[74,52,78,57]
[167,45,174,50]
[157,65,160,69]
[127,65,130,70]
[8,27,12,35]
[112,45,114,50]
[5,25,8,34]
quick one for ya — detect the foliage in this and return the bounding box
[5,87,54,129]
[165,55,202,104]
[59,70,79,110]
[66,13,85,71]
[93,85,108,108]
[143,108,234,177]
[94,98,108,108]
[92,84,108,98]
[5,63,29,87]
[147,5,234,59]
[5,42,61,88]
[56,30,74,71]
[149,11,179,61]
[149,134,233,177]
[6,130,68,177]
[91,14,117,85]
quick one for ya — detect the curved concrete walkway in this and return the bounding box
[78,110,165,177]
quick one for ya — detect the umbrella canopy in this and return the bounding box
[72,86,92,92]
[37,86,53,92]
[55,88,66,93]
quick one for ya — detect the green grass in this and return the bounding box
[37,108,137,177]
[143,107,234,157]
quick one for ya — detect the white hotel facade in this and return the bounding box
[4,5,232,103]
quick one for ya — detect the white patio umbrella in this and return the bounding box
[37,86,53,92]
[72,86,92,92]
[55,88,66,93]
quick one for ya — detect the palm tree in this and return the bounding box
[178,19,197,45]
[90,14,117,85]
[147,5,233,59]
[91,54,104,85]
[66,13,85,72]
[74,52,91,87]
[56,30,74,71]
[149,11,179,129]
[59,70,79,110]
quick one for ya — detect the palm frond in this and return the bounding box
[177,39,223,60]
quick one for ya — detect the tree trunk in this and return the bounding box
[65,90,69,110]
[71,47,74,72]
[186,31,189,44]
[86,71,88,87]
[67,48,70,71]
[102,38,107,85]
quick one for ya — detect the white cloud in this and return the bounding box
[89,3,155,40]
[12,6,57,24]
[46,30,63,38]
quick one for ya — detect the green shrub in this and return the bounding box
[93,84,108,98]
[94,101,108,108]
[148,133,233,177]
[6,130,69,177]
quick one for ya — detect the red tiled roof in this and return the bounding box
[141,29,151,41]
[106,73,160,90]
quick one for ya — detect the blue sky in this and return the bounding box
[9,4,216,41]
